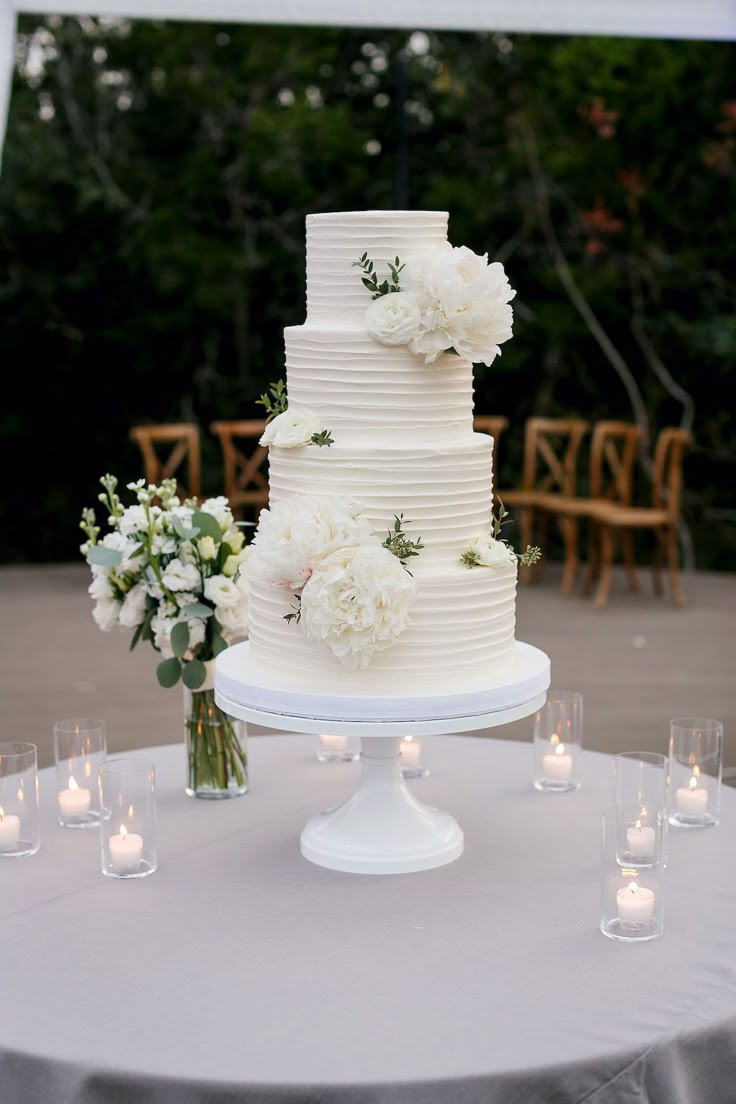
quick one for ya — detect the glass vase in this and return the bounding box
[183,662,248,799]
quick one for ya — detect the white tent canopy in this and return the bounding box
[2,0,735,171]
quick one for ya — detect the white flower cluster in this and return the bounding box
[82,480,249,683]
[363,243,515,366]
[460,534,518,570]
[246,496,417,668]
[260,408,332,449]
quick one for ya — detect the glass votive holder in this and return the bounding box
[533,689,583,792]
[613,751,669,867]
[54,718,106,828]
[668,717,723,829]
[600,808,664,943]
[316,732,360,763]
[400,736,430,780]
[99,758,157,878]
[0,742,40,858]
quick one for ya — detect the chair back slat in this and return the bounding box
[129,423,201,501]
[210,420,269,521]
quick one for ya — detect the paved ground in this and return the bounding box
[1,561,734,771]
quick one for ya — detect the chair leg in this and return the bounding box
[651,533,664,596]
[620,528,639,592]
[665,526,686,607]
[580,521,600,597]
[594,525,615,609]
[559,516,579,597]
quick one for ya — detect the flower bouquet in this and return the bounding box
[80,475,250,798]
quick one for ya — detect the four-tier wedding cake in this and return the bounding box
[243,210,528,700]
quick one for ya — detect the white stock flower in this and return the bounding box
[198,535,217,561]
[401,244,515,366]
[200,497,233,532]
[151,533,177,557]
[299,545,416,669]
[364,292,422,346]
[88,570,114,601]
[260,409,321,449]
[161,558,200,593]
[247,496,373,590]
[119,504,159,538]
[169,504,195,531]
[184,617,206,659]
[178,540,197,566]
[463,534,518,569]
[118,582,148,628]
[151,613,176,658]
[204,574,240,608]
[92,598,120,633]
[101,531,141,573]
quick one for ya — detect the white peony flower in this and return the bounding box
[204,574,240,609]
[198,535,217,561]
[463,534,518,569]
[299,545,416,669]
[260,409,321,449]
[364,292,422,347]
[161,558,200,593]
[118,582,148,628]
[247,496,374,591]
[92,598,120,633]
[401,244,515,366]
[200,497,233,533]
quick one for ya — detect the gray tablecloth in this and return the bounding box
[1,735,735,1104]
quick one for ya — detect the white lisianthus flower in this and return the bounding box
[222,551,247,577]
[198,535,217,561]
[247,496,373,591]
[401,244,515,366]
[215,601,248,639]
[88,570,114,601]
[299,545,416,669]
[200,497,233,533]
[92,598,120,633]
[462,534,518,569]
[260,409,321,449]
[223,527,245,553]
[118,582,148,628]
[364,291,422,347]
[161,558,200,593]
[204,574,240,609]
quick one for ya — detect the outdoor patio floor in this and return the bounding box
[1,561,734,771]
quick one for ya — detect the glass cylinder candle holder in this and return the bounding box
[400,736,430,780]
[316,732,360,763]
[600,808,664,943]
[533,690,583,792]
[668,717,722,829]
[99,759,157,879]
[54,718,106,828]
[613,751,669,868]
[0,742,40,858]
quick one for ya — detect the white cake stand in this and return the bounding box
[215,641,550,875]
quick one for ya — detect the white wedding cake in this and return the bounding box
[244,210,527,699]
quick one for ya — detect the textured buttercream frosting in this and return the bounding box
[246,210,518,698]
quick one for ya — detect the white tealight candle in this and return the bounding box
[319,733,348,753]
[626,820,656,860]
[0,806,20,852]
[109,824,143,873]
[58,776,91,818]
[542,742,573,781]
[617,881,655,923]
[400,738,421,767]
[675,775,709,817]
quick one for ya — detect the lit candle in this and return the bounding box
[626,818,656,860]
[58,776,91,818]
[542,741,573,781]
[109,824,143,873]
[675,772,708,817]
[319,733,348,753]
[617,881,655,923]
[0,805,20,852]
[400,737,421,767]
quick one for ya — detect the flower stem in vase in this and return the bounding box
[185,686,248,799]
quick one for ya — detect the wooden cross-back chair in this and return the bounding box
[496,416,590,581]
[129,423,202,502]
[583,426,694,609]
[209,419,269,522]
[473,415,509,509]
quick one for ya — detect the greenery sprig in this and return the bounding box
[257,378,288,422]
[383,514,424,574]
[310,430,334,447]
[461,500,542,569]
[352,253,405,299]
[284,594,302,625]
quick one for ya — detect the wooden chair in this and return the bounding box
[539,421,643,596]
[209,419,269,522]
[473,415,509,509]
[129,422,202,501]
[496,416,590,581]
[583,426,694,609]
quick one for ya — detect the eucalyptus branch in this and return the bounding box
[383,514,424,572]
[310,430,334,447]
[284,593,302,625]
[256,379,288,422]
[352,253,405,299]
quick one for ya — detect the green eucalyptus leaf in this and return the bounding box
[86,546,122,567]
[156,657,181,688]
[192,510,222,542]
[182,602,214,619]
[129,620,145,651]
[171,620,190,658]
[182,659,207,690]
[212,632,229,656]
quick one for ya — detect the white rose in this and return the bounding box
[118,582,148,628]
[161,558,200,593]
[260,409,321,449]
[299,545,416,669]
[464,535,518,569]
[204,574,240,608]
[92,598,120,633]
[364,292,422,347]
[200,497,233,532]
[198,535,217,561]
[246,496,373,591]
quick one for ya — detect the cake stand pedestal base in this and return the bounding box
[300,735,463,874]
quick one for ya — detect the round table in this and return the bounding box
[2,735,736,1104]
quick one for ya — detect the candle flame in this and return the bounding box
[17,787,23,804]
[120,824,128,840]
[555,743,566,756]
[84,761,92,779]
[693,764,701,779]
[74,724,80,735]
[128,804,134,819]
[69,776,79,792]
[628,882,639,895]
[641,806,648,820]
[550,733,560,747]
[405,735,414,744]
[689,775,698,791]
[635,819,642,831]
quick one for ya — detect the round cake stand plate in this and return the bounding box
[215,641,550,875]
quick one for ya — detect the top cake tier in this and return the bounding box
[305,210,449,326]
